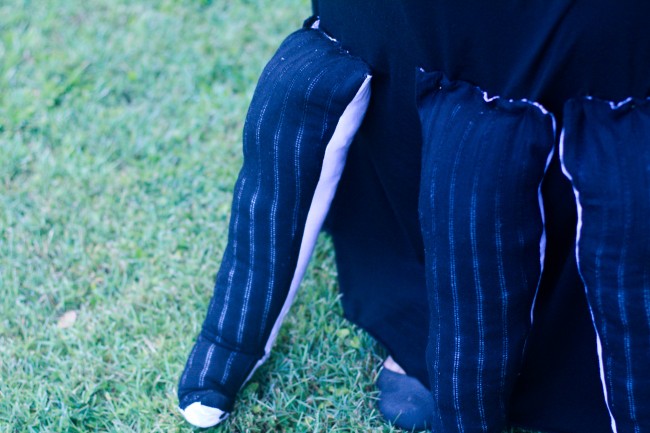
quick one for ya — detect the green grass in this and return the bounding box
[0,1,543,432]
[0,1,403,431]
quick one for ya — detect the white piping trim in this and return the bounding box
[609,97,633,110]
[482,91,499,103]
[582,95,641,110]
[522,99,551,116]
[311,19,337,42]
[559,129,618,433]
[242,75,372,386]
[480,94,550,117]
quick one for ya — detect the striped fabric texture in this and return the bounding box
[416,71,555,433]
[178,23,371,414]
[561,98,650,433]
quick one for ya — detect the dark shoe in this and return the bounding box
[376,357,434,431]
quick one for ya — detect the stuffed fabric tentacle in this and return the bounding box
[178,23,371,419]
[560,97,650,433]
[417,71,555,433]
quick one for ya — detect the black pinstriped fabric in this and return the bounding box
[417,71,555,433]
[561,98,650,433]
[315,2,650,429]
[178,24,370,412]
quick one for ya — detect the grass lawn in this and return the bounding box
[0,1,400,431]
[0,1,540,432]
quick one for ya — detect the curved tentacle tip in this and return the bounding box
[179,402,229,428]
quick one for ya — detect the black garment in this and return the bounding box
[315,1,650,432]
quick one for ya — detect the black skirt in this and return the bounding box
[314,1,650,432]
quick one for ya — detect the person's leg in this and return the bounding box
[560,97,650,432]
[177,21,371,427]
[417,71,555,432]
